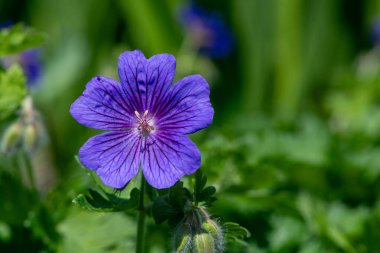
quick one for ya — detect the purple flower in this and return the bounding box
[1,49,42,87]
[0,22,42,87]
[180,4,234,58]
[70,50,214,189]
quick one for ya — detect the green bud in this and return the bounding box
[174,223,192,253]
[193,233,215,253]
[1,122,22,153]
[202,220,224,252]
[23,123,37,153]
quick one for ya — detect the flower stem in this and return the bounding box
[136,176,146,253]
[21,151,37,194]
[176,33,200,78]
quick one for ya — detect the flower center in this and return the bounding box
[135,110,155,137]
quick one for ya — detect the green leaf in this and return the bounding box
[0,171,36,225]
[197,186,217,204]
[224,222,251,246]
[57,210,135,253]
[74,155,139,199]
[194,170,217,206]
[151,195,179,225]
[152,181,189,226]
[0,64,27,120]
[26,205,60,250]
[72,188,140,212]
[194,169,207,195]
[0,23,46,56]
[268,216,308,251]
[297,193,357,253]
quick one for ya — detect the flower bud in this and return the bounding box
[193,233,215,253]
[23,123,38,154]
[1,122,22,153]
[174,222,192,253]
[202,219,224,252]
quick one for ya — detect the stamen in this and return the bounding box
[134,111,141,121]
[134,110,155,136]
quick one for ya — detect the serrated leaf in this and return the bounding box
[198,186,217,203]
[73,188,140,212]
[0,23,46,56]
[0,64,27,120]
[224,222,251,246]
[194,170,217,206]
[152,181,188,225]
[74,155,139,199]
[194,169,207,195]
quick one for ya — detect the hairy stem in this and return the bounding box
[136,177,146,253]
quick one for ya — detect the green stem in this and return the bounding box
[176,33,200,78]
[22,151,37,194]
[136,177,146,253]
[194,173,199,206]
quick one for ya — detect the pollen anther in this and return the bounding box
[135,110,154,136]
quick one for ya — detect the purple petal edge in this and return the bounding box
[141,133,201,189]
[79,131,141,189]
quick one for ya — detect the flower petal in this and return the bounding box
[70,76,135,131]
[79,131,141,189]
[118,50,176,113]
[155,74,214,134]
[141,133,201,189]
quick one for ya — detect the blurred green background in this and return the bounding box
[2,0,380,252]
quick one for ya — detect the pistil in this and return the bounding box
[135,110,155,137]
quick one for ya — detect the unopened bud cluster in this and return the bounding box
[1,96,43,154]
[174,206,224,253]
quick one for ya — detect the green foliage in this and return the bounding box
[151,171,250,251]
[0,23,46,57]
[0,64,27,121]
[26,205,60,250]
[152,181,189,226]
[72,156,141,212]
[223,222,251,246]
[194,170,217,206]
[151,170,219,227]
[73,188,140,212]
[56,210,135,253]
[2,1,380,253]
[200,107,380,252]
[0,221,11,243]
[0,171,36,225]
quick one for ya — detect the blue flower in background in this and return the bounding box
[372,18,380,45]
[180,4,234,58]
[0,21,43,88]
[70,50,214,189]
[1,49,42,87]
